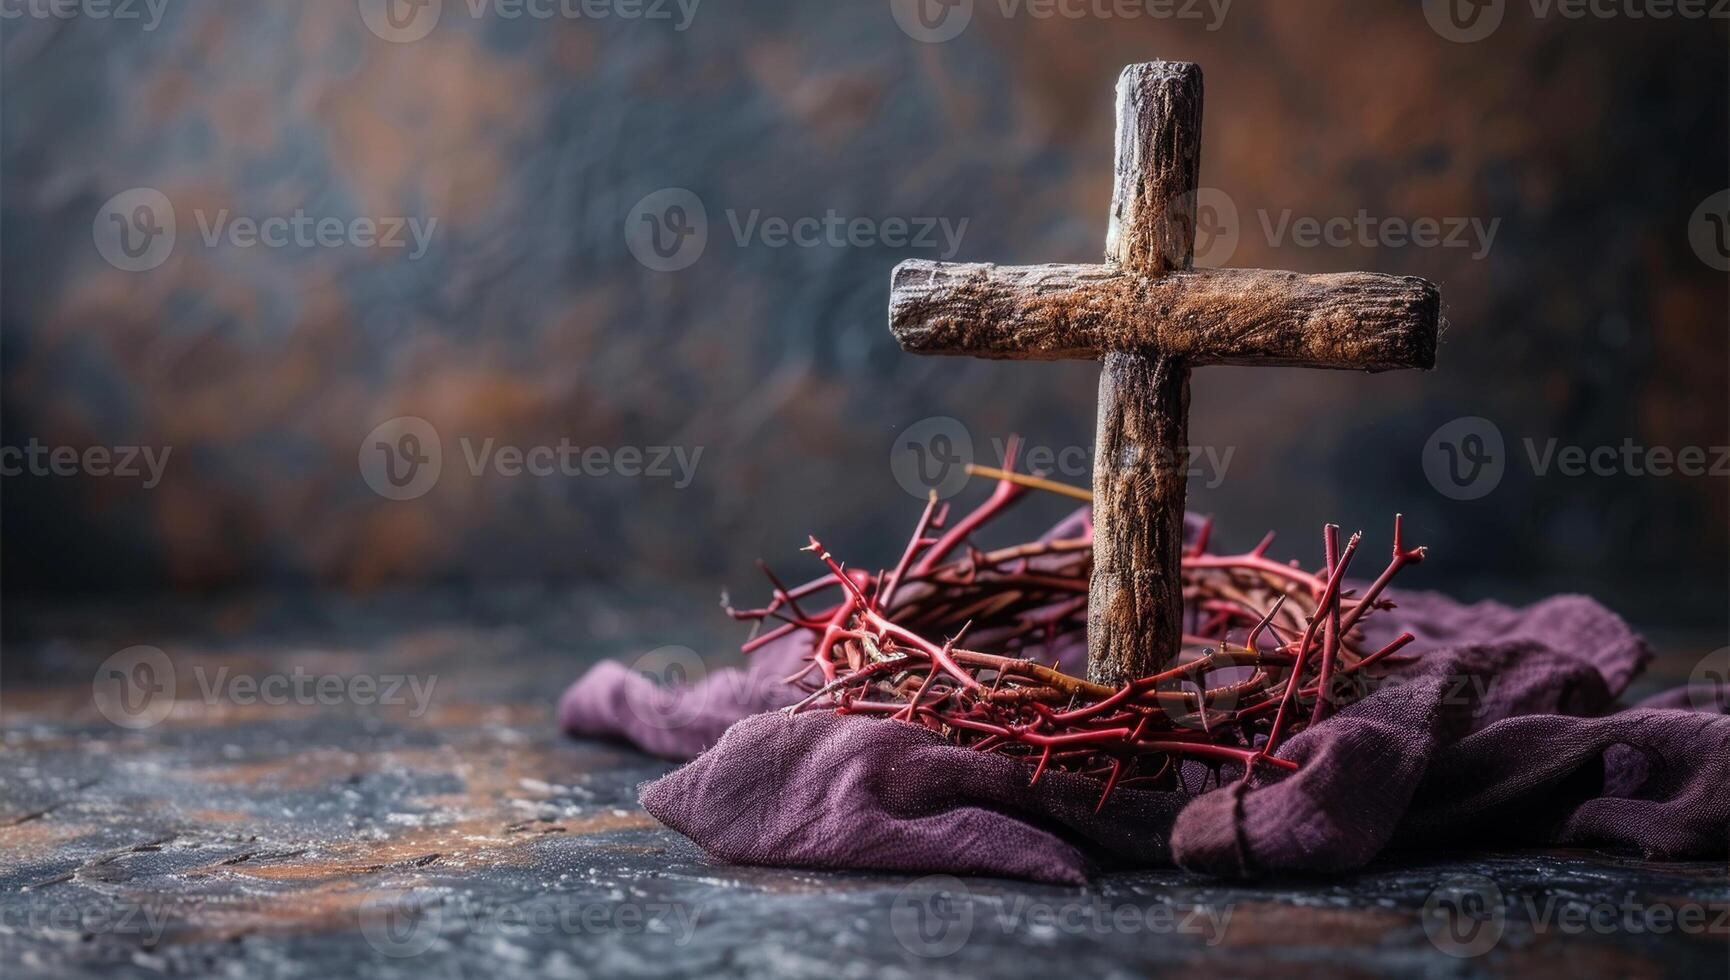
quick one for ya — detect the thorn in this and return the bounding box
[1188,515,1214,557]
[1095,758,1123,813]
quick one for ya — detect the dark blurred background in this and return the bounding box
[2,0,1726,640]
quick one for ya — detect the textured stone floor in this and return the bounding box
[3,589,1725,978]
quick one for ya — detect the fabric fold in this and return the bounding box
[561,511,1728,880]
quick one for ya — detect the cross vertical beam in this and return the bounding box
[1088,63,1203,687]
[885,60,1440,691]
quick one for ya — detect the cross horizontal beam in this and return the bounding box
[889,260,1440,371]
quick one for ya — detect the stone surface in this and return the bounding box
[2,590,1725,978]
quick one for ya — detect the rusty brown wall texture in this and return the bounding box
[2,1,1726,631]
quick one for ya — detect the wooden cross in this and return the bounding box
[887,61,1441,688]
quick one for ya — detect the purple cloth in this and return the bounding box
[559,515,1730,882]
[559,635,812,759]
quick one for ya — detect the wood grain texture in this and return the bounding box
[889,260,1440,370]
[884,58,1443,686]
[1088,351,1189,687]
[1093,62,1199,681]
[1106,62,1203,274]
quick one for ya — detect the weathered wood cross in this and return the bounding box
[888,61,1442,688]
